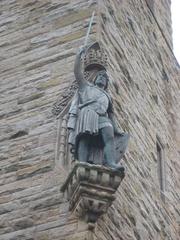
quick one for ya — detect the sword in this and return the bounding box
[84,11,95,47]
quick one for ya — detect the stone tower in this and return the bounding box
[0,0,179,239]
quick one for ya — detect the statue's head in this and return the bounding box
[94,70,109,90]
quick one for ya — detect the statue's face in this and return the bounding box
[95,74,108,89]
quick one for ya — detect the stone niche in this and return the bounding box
[61,162,125,229]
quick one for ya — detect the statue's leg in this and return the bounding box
[100,126,115,164]
[77,136,89,162]
[101,127,124,171]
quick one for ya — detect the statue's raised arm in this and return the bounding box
[74,47,87,89]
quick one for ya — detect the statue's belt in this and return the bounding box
[78,100,96,109]
[78,101,108,117]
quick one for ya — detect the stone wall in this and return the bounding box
[0,0,97,239]
[0,0,179,239]
[94,0,180,239]
[146,0,172,48]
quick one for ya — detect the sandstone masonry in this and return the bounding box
[0,0,179,240]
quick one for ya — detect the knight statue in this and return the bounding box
[67,42,129,171]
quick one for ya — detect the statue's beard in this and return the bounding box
[96,82,105,89]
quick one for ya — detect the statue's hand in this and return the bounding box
[77,46,86,56]
[114,128,123,136]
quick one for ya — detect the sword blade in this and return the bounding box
[84,11,95,47]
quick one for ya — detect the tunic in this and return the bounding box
[67,82,113,146]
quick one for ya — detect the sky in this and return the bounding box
[171,0,180,63]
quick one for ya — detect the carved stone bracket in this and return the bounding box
[61,162,125,229]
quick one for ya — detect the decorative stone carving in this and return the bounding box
[83,41,108,71]
[60,162,125,229]
[52,81,78,117]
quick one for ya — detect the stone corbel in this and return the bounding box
[60,162,125,229]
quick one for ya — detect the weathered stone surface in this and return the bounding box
[61,162,125,227]
[0,0,179,239]
[93,1,180,239]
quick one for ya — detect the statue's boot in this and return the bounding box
[104,161,125,172]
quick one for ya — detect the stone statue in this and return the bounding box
[67,42,129,171]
